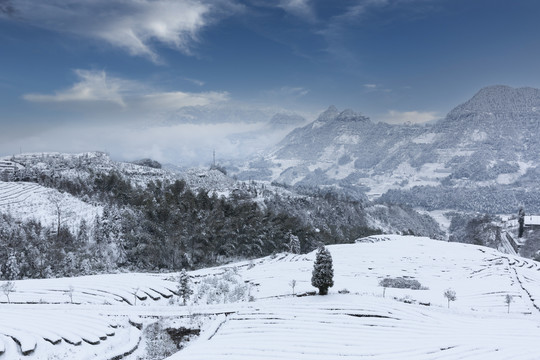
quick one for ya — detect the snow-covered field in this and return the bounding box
[2,235,540,359]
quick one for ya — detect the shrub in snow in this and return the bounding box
[142,320,178,360]
[379,277,424,294]
[195,268,249,304]
[177,269,193,306]
[311,245,334,295]
[444,288,457,308]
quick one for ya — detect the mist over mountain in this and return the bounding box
[234,85,540,213]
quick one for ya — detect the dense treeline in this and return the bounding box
[379,185,540,214]
[447,213,502,248]
[0,173,329,279]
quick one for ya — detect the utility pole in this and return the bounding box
[213,149,216,167]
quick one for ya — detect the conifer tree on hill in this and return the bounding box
[177,268,193,305]
[311,245,334,295]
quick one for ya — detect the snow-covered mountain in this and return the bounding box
[235,85,540,212]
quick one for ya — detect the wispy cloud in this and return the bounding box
[363,83,391,93]
[23,69,229,111]
[142,91,229,110]
[318,0,440,70]
[264,86,310,99]
[1,0,238,62]
[24,70,129,106]
[379,110,439,125]
[277,0,315,21]
[184,78,205,87]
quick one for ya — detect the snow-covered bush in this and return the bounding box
[194,268,250,304]
[140,320,178,360]
[379,277,424,290]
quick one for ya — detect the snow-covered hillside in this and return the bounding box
[2,235,540,359]
[0,181,101,231]
[1,152,179,188]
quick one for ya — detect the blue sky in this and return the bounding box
[1,0,540,164]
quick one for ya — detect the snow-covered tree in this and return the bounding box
[4,252,20,280]
[288,233,301,254]
[1,281,15,303]
[311,245,334,295]
[444,288,457,308]
[177,268,193,305]
[518,207,525,238]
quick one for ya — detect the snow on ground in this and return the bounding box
[2,235,540,359]
[0,181,101,231]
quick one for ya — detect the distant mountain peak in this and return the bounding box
[316,105,340,122]
[336,109,367,122]
[314,106,367,124]
[450,85,540,116]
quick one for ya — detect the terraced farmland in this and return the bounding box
[0,181,101,230]
[2,235,540,359]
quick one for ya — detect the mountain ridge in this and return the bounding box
[235,85,540,212]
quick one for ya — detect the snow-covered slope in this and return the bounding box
[0,181,101,231]
[2,235,540,359]
[174,235,540,359]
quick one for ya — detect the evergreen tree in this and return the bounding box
[518,207,525,238]
[311,245,334,295]
[177,268,193,305]
[288,233,301,254]
[4,252,20,280]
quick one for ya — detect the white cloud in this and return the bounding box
[23,70,128,106]
[278,0,315,20]
[4,0,236,62]
[379,110,439,125]
[142,91,229,110]
[0,120,277,166]
[265,86,310,98]
[23,69,229,111]
[184,78,205,87]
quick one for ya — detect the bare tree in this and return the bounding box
[134,287,140,306]
[444,288,457,308]
[505,294,513,313]
[289,279,297,296]
[65,285,75,304]
[1,281,16,304]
